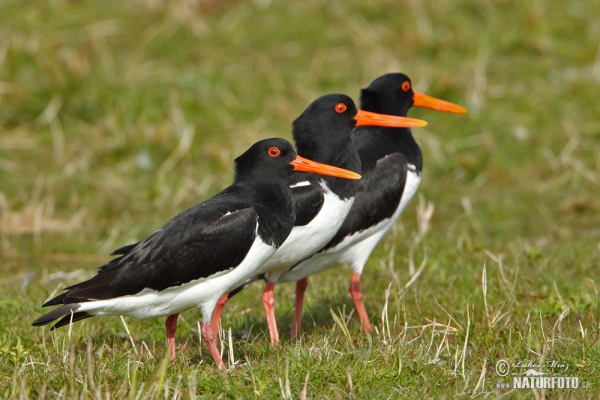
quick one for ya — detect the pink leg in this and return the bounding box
[261,281,279,345]
[201,322,225,369]
[211,293,229,334]
[290,278,308,338]
[349,272,372,333]
[166,313,179,360]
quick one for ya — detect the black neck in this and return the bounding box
[230,181,295,248]
[295,136,361,200]
[352,126,422,174]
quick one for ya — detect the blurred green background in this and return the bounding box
[1,0,599,397]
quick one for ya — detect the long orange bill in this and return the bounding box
[413,92,468,114]
[354,109,428,128]
[291,155,361,180]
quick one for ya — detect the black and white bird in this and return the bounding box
[275,73,468,336]
[210,94,427,344]
[32,138,361,368]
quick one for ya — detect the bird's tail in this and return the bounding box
[32,304,93,330]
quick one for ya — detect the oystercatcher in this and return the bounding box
[276,73,468,336]
[32,138,360,368]
[209,94,427,344]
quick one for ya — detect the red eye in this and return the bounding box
[268,147,281,157]
[334,103,347,113]
[401,81,411,92]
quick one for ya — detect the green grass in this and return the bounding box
[1,0,600,397]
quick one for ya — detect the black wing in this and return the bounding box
[112,176,323,253]
[44,205,260,305]
[110,243,137,256]
[322,152,407,249]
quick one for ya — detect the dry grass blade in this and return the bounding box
[330,308,355,350]
[228,327,235,368]
[481,261,489,328]
[120,315,139,356]
[414,195,435,244]
[278,362,292,400]
[472,359,487,395]
[300,372,310,400]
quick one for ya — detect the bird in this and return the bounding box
[32,137,361,368]
[206,94,428,345]
[275,73,468,337]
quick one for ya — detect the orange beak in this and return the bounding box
[291,155,361,180]
[354,109,428,128]
[413,92,468,114]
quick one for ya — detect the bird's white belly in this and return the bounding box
[77,237,276,321]
[260,183,354,278]
[278,168,421,281]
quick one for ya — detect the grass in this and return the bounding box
[1,0,599,397]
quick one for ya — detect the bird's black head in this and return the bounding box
[361,73,468,117]
[360,73,414,117]
[292,94,358,162]
[233,137,361,184]
[234,138,298,182]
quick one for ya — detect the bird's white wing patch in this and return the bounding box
[289,181,311,189]
[221,211,233,219]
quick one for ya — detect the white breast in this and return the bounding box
[278,168,421,281]
[259,182,354,279]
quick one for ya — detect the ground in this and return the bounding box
[0,0,599,398]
